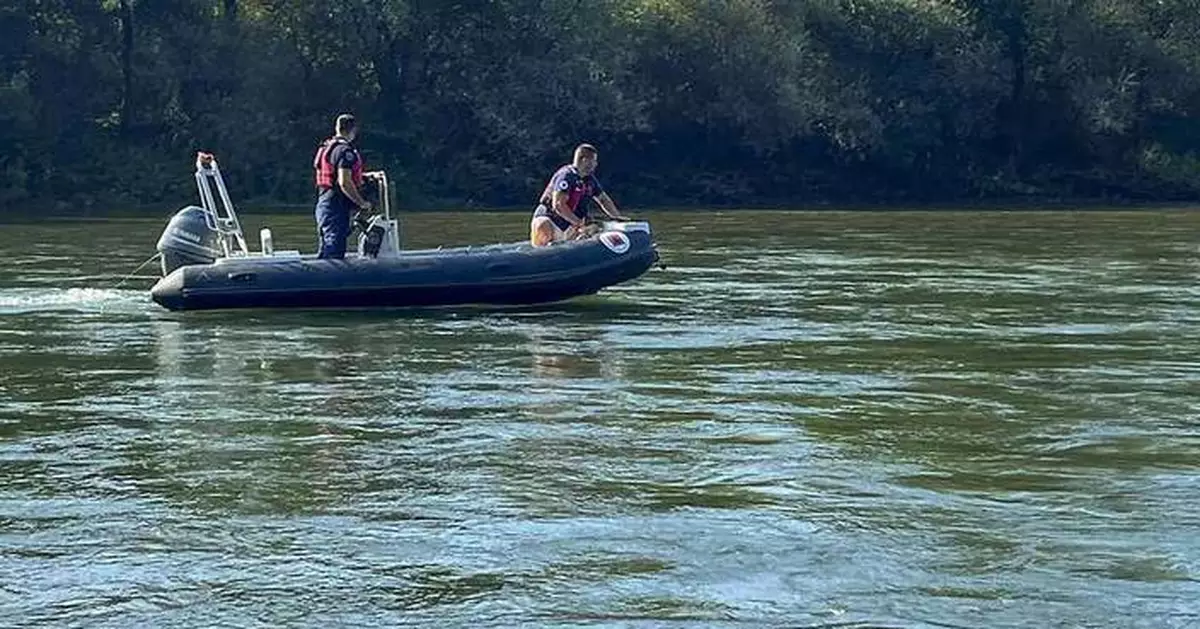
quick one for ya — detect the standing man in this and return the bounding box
[530,143,628,247]
[313,113,372,259]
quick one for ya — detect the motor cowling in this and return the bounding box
[156,205,222,276]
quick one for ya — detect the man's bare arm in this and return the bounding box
[552,190,585,227]
[595,192,626,219]
[338,168,370,209]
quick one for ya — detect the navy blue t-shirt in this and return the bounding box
[320,142,362,208]
[538,164,604,227]
[329,143,360,171]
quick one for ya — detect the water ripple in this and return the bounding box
[1,211,1198,628]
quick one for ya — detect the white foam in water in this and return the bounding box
[0,288,145,315]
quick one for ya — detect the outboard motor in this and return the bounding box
[156,205,222,275]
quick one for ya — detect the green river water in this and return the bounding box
[0,209,1197,628]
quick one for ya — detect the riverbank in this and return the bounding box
[3,197,1198,223]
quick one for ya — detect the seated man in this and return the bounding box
[530,143,628,247]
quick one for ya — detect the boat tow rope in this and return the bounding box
[114,252,163,290]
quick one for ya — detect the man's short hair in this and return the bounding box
[574,143,598,160]
[335,113,357,135]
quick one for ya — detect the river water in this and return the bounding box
[1,209,1198,628]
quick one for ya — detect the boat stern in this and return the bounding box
[150,269,187,311]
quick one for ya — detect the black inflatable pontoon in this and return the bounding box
[149,153,659,311]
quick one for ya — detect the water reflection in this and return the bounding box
[3,210,1200,628]
[143,316,390,516]
[520,316,628,382]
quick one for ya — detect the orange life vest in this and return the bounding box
[313,136,363,190]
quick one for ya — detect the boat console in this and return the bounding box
[155,152,401,276]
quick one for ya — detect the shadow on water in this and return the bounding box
[155,296,674,327]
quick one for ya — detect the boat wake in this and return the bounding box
[0,287,146,315]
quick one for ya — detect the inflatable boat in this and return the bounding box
[149,153,660,311]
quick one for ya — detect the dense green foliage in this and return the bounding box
[3,0,1199,211]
